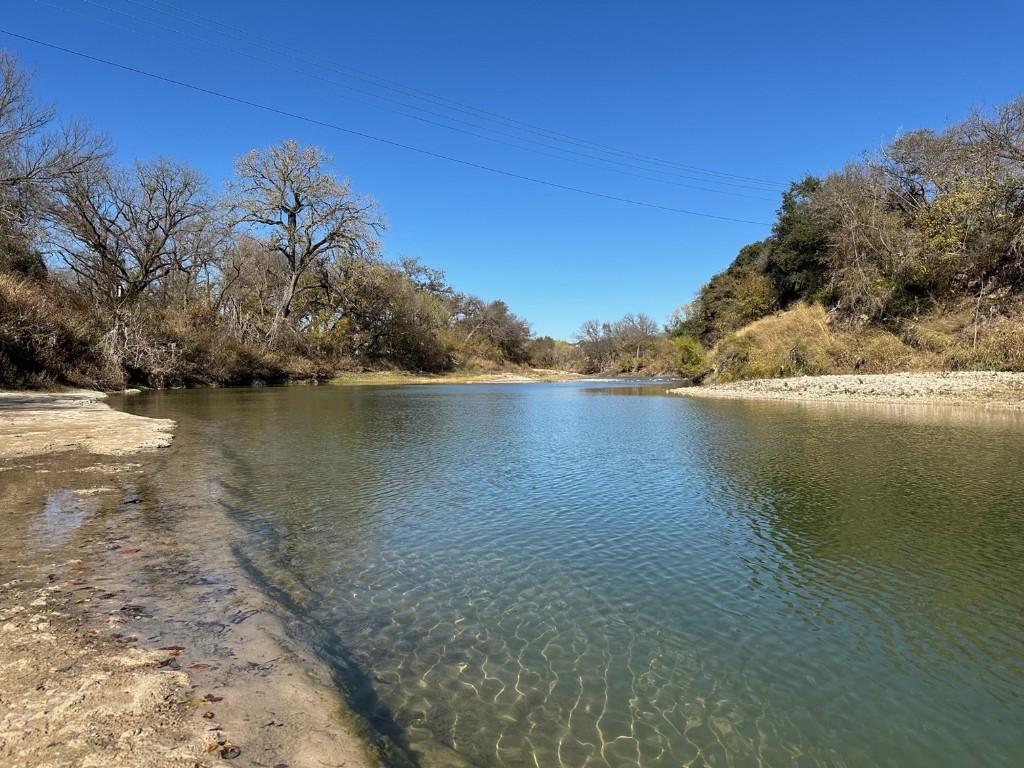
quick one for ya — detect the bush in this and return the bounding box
[101,304,306,387]
[673,336,708,379]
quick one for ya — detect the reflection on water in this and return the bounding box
[0,455,127,558]
[31,488,90,543]
[116,383,1024,767]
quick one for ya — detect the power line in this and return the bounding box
[57,0,780,194]
[114,0,789,189]
[30,0,778,201]
[0,27,772,226]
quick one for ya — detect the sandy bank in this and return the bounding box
[0,392,378,768]
[0,389,175,459]
[0,564,209,766]
[669,371,1024,408]
[329,368,584,386]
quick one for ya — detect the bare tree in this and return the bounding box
[51,157,217,307]
[0,52,107,189]
[612,312,660,370]
[575,313,665,373]
[1,50,108,273]
[810,164,924,324]
[215,234,282,340]
[969,95,1024,167]
[228,140,384,337]
[575,319,615,372]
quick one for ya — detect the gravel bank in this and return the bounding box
[669,372,1024,408]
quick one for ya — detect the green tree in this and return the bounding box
[528,336,576,369]
[326,255,453,371]
[762,177,830,305]
[676,240,777,344]
[673,335,707,379]
[452,297,532,364]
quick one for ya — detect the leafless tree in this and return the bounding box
[968,95,1024,167]
[50,157,218,307]
[1,50,108,272]
[575,319,615,372]
[228,140,384,337]
[0,53,105,185]
[612,312,660,370]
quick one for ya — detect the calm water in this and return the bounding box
[117,383,1024,767]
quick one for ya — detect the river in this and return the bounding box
[113,381,1024,767]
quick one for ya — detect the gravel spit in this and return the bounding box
[669,372,1024,409]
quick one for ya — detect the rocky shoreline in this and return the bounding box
[669,371,1024,409]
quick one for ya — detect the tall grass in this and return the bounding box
[709,301,1024,383]
[0,274,120,389]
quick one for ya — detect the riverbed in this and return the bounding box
[0,391,377,768]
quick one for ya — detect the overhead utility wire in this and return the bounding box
[39,0,775,202]
[63,0,778,193]
[0,28,771,226]
[118,0,787,189]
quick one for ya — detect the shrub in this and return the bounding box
[673,336,708,379]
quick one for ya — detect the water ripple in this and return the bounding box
[120,384,1024,767]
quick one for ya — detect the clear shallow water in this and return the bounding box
[117,383,1024,767]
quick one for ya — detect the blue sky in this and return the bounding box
[3,1,1023,339]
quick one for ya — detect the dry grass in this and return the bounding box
[902,301,1024,371]
[707,301,1024,383]
[0,274,325,390]
[0,274,121,389]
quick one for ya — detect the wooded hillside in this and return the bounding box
[671,97,1024,381]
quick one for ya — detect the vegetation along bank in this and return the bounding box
[3,44,1024,389]
[667,97,1024,384]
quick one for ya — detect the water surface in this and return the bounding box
[117,383,1024,766]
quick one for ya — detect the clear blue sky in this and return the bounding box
[3,1,1023,339]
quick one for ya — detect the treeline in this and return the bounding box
[672,95,1024,380]
[0,51,531,389]
[526,313,700,376]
